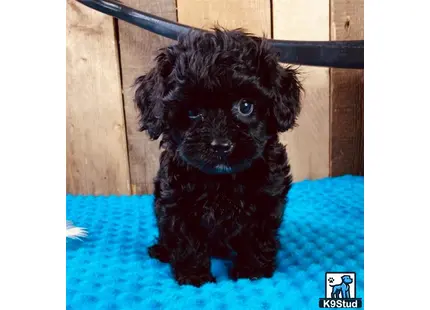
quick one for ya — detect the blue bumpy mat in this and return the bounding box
[67,175,364,310]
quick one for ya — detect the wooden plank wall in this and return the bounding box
[330,0,364,176]
[66,0,130,195]
[117,0,177,194]
[273,0,331,181]
[177,0,271,36]
[66,0,364,195]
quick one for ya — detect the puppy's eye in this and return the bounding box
[188,110,201,119]
[237,100,254,116]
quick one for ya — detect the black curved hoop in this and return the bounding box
[76,0,364,69]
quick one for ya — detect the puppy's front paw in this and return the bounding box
[230,264,275,281]
[148,244,169,263]
[175,271,216,287]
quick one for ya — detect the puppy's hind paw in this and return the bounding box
[230,264,275,281]
[175,272,216,287]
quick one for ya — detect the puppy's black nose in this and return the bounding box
[211,139,233,155]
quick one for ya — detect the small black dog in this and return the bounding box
[134,28,302,287]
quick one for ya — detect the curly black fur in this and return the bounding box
[134,28,302,287]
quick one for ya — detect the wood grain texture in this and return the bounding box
[273,0,331,181]
[117,0,177,194]
[177,0,271,36]
[66,0,130,195]
[330,0,364,176]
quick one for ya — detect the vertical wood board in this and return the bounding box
[273,0,331,181]
[177,0,271,36]
[117,0,177,194]
[66,0,130,195]
[330,0,364,176]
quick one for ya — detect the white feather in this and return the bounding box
[66,221,88,241]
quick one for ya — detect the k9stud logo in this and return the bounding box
[319,272,362,308]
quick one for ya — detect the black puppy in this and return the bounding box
[134,28,302,287]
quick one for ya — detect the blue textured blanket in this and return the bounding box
[66,175,364,310]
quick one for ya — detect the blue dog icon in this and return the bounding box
[330,275,353,299]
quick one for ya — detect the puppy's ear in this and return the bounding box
[272,66,303,132]
[134,49,173,140]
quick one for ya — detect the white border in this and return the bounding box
[365,0,430,309]
[0,0,429,309]
[0,1,65,309]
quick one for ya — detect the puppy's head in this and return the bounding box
[134,28,302,174]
